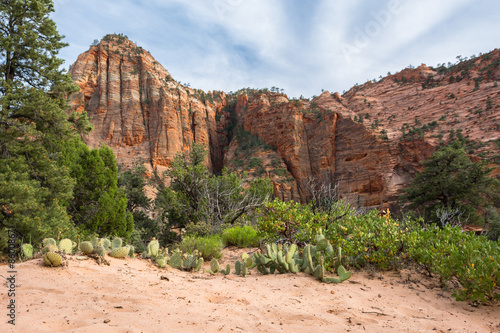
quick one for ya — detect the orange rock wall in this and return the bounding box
[69,36,500,208]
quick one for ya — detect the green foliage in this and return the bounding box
[66,142,134,238]
[323,210,408,270]
[403,142,499,225]
[405,225,500,302]
[118,162,155,243]
[178,235,223,260]
[485,208,500,242]
[404,142,499,224]
[257,199,500,302]
[222,225,261,247]
[0,0,92,251]
[234,130,274,156]
[257,199,335,244]
[155,144,272,235]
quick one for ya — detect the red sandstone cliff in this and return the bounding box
[69,35,500,209]
[69,34,226,176]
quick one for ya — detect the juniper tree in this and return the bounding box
[0,0,91,249]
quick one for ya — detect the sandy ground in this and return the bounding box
[1,247,499,333]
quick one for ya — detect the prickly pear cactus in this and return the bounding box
[195,258,204,272]
[42,244,59,254]
[42,238,57,247]
[80,241,94,255]
[210,258,220,273]
[102,238,111,250]
[316,239,329,252]
[156,258,166,268]
[147,239,160,257]
[337,265,351,282]
[44,252,62,267]
[21,244,33,259]
[111,237,122,250]
[235,260,242,275]
[168,251,183,269]
[109,246,129,258]
[96,245,106,257]
[128,245,135,258]
[58,239,73,254]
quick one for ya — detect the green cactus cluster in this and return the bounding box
[162,249,204,272]
[247,229,351,283]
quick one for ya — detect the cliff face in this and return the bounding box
[69,34,226,176]
[69,35,500,209]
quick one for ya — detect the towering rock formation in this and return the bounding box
[69,35,500,209]
[69,34,226,176]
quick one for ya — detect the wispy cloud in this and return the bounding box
[52,0,500,97]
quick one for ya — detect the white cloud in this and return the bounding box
[51,0,500,98]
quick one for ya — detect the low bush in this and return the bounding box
[405,225,500,302]
[222,225,261,247]
[323,210,409,270]
[256,199,500,302]
[178,235,223,260]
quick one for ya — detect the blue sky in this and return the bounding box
[51,0,500,98]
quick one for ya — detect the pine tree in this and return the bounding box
[0,0,89,249]
[403,142,499,225]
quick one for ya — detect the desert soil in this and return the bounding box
[1,247,499,333]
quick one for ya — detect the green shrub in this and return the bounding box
[178,235,223,260]
[256,198,500,302]
[323,210,408,270]
[257,199,329,244]
[405,225,500,302]
[222,225,261,247]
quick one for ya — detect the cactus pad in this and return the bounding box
[235,260,242,275]
[21,244,33,259]
[148,239,160,257]
[58,238,73,254]
[102,238,111,250]
[210,258,220,273]
[44,252,62,267]
[168,252,183,269]
[109,246,129,258]
[195,258,204,272]
[42,244,59,254]
[156,258,166,268]
[96,245,106,257]
[128,245,135,257]
[316,239,329,252]
[337,265,351,282]
[80,241,94,254]
[42,238,56,247]
[322,277,342,284]
[111,237,122,250]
